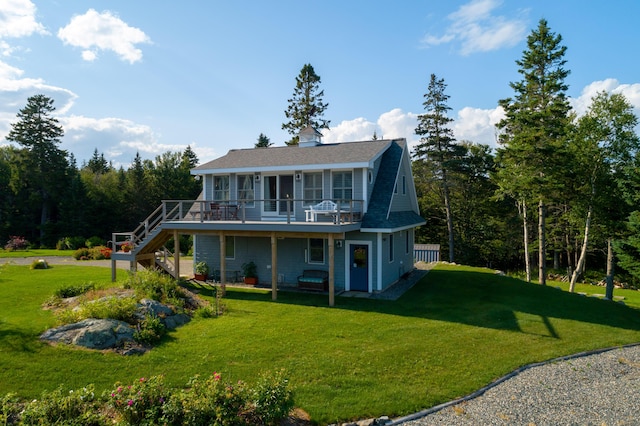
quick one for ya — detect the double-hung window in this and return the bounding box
[304,172,323,205]
[332,171,352,203]
[308,238,325,264]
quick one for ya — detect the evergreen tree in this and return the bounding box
[5,94,70,245]
[86,148,111,174]
[413,74,464,263]
[495,19,572,284]
[282,64,330,145]
[255,133,273,148]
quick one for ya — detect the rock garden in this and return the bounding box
[40,269,217,355]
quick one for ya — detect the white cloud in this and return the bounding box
[453,106,504,147]
[57,9,151,64]
[322,117,376,143]
[570,78,640,117]
[321,109,418,147]
[0,0,48,39]
[421,0,527,55]
[0,0,48,56]
[60,115,217,167]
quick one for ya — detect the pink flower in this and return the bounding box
[139,377,145,382]
[128,400,133,406]
[213,372,221,381]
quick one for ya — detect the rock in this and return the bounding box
[41,318,134,350]
[163,313,190,330]
[138,298,174,317]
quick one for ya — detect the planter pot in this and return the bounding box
[244,277,258,285]
[194,273,208,281]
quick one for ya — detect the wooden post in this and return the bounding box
[328,233,335,307]
[173,230,180,279]
[219,232,226,296]
[111,258,116,282]
[271,233,278,301]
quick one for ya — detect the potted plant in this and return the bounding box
[242,261,258,285]
[121,241,133,253]
[194,261,210,281]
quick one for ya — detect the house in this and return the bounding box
[110,127,425,306]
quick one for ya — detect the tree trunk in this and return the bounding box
[605,238,615,300]
[569,203,592,292]
[565,225,573,280]
[520,200,531,282]
[443,178,455,263]
[538,200,546,285]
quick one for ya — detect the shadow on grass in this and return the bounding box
[215,268,640,336]
[0,323,41,353]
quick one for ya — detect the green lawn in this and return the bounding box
[0,249,75,258]
[0,262,639,425]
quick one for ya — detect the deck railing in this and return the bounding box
[112,198,364,252]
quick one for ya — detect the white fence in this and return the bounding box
[414,244,440,263]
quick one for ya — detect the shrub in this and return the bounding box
[20,385,103,425]
[54,282,96,298]
[249,369,295,425]
[124,270,182,306]
[58,236,86,250]
[30,259,49,270]
[0,393,19,425]
[4,236,28,251]
[106,376,168,425]
[89,246,112,260]
[85,236,104,248]
[3,371,294,425]
[56,296,138,325]
[72,247,91,260]
[134,313,166,344]
[161,372,248,425]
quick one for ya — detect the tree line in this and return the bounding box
[413,19,640,288]
[0,94,201,248]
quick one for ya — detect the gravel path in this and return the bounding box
[393,344,640,425]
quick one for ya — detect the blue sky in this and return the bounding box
[1,0,639,168]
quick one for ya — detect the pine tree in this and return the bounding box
[255,133,273,148]
[495,19,572,284]
[6,94,70,245]
[413,74,464,263]
[282,64,330,145]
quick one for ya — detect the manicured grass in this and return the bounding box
[0,263,639,424]
[0,249,75,258]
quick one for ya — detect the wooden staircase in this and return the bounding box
[112,203,187,279]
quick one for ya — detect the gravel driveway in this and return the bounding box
[393,344,640,425]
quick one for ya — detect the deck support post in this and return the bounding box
[271,233,277,301]
[111,258,116,282]
[328,233,335,307]
[219,232,226,296]
[173,230,180,279]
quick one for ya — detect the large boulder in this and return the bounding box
[40,318,135,350]
[137,298,174,317]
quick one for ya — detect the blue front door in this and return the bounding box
[350,244,368,291]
